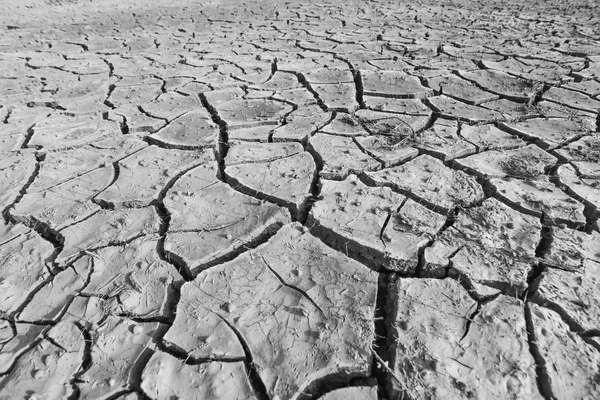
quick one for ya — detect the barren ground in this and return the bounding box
[1,0,600,399]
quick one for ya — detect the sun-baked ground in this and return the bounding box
[1,0,600,399]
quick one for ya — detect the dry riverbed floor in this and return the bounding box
[1,0,600,399]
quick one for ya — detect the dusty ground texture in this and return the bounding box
[1,0,600,398]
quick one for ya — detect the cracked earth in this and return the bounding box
[1,0,600,398]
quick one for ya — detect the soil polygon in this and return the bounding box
[2,0,600,397]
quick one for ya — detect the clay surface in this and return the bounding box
[1,0,599,398]
[387,278,541,399]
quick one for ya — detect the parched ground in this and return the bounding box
[1,0,600,399]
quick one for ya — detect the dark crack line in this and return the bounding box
[91,162,120,209]
[7,213,65,266]
[126,325,173,397]
[26,101,66,111]
[524,261,547,302]
[21,124,37,149]
[2,153,42,225]
[154,202,192,282]
[65,41,90,52]
[550,132,592,153]
[535,215,553,259]
[378,212,393,249]
[101,57,115,78]
[379,197,409,250]
[212,313,270,400]
[68,319,117,398]
[152,160,222,281]
[136,105,169,123]
[118,114,129,134]
[304,218,386,273]
[553,171,599,233]
[292,72,328,112]
[0,231,28,248]
[416,209,459,278]
[2,107,13,124]
[335,55,366,109]
[103,83,118,109]
[156,341,245,365]
[258,253,325,316]
[198,92,229,167]
[454,121,481,152]
[524,303,556,400]
[371,271,392,400]
[459,302,481,342]
[299,143,326,224]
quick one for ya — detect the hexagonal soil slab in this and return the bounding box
[78,317,162,399]
[361,70,433,99]
[542,227,600,272]
[387,278,541,399]
[57,207,161,266]
[542,86,600,113]
[0,150,36,210]
[533,259,600,333]
[424,198,541,296]
[460,124,526,151]
[0,223,54,316]
[225,143,316,220]
[355,135,418,168]
[555,135,600,178]
[426,74,498,105]
[413,119,476,161]
[320,113,370,137]
[528,304,600,399]
[489,176,585,227]
[0,322,85,399]
[427,95,504,123]
[215,98,293,128]
[558,164,600,211]
[454,145,557,179]
[312,83,359,112]
[147,109,220,149]
[308,133,381,180]
[164,162,291,277]
[499,118,594,150]
[29,114,120,150]
[142,352,256,400]
[459,69,542,102]
[308,175,445,272]
[270,104,330,142]
[364,154,484,213]
[163,223,377,400]
[95,147,213,208]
